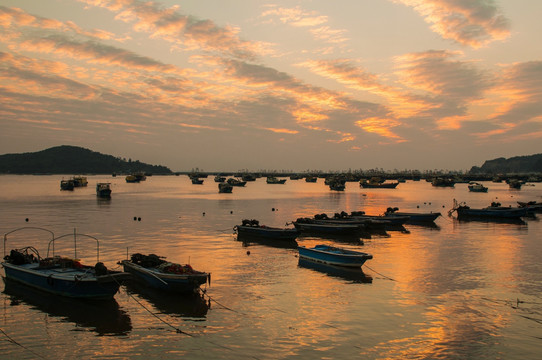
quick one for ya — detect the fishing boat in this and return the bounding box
[266,177,287,184]
[359,179,399,189]
[227,178,247,187]
[191,177,204,184]
[468,182,488,192]
[71,176,88,187]
[298,244,373,268]
[120,253,210,294]
[60,179,75,191]
[214,175,226,183]
[384,207,441,223]
[292,218,362,235]
[449,200,528,219]
[96,182,112,198]
[218,183,233,193]
[517,201,542,213]
[2,228,129,299]
[431,177,455,187]
[234,219,299,241]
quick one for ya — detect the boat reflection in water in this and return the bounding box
[123,281,210,319]
[297,258,373,284]
[236,233,298,249]
[2,278,132,336]
[297,233,366,245]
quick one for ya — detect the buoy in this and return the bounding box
[230,210,233,214]
[246,250,250,255]
[133,217,137,221]
[203,212,206,216]
[25,218,29,222]
[417,205,419,208]
[272,208,275,211]
[138,217,141,221]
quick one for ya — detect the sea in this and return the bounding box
[0,175,541,359]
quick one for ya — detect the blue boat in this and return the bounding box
[234,219,299,241]
[298,244,373,268]
[121,253,210,294]
[2,228,129,299]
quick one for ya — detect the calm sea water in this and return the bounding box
[0,175,541,359]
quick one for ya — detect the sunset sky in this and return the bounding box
[1,0,541,172]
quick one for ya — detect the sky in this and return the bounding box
[1,0,541,172]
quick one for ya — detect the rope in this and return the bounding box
[0,327,48,359]
[363,264,397,281]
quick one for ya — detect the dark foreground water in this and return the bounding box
[0,175,541,359]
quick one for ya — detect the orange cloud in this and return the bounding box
[394,0,510,48]
[355,117,405,141]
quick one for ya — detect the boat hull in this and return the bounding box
[293,221,361,235]
[298,245,372,267]
[456,207,528,219]
[2,262,125,299]
[121,261,209,293]
[235,225,299,241]
[385,212,440,223]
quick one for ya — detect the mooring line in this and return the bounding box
[0,327,48,359]
[363,264,397,281]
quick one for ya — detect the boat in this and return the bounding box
[517,201,542,212]
[125,172,146,183]
[191,177,204,184]
[120,253,210,294]
[468,182,488,192]
[214,175,226,183]
[384,207,441,223]
[218,183,233,193]
[60,179,75,191]
[298,258,372,283]
[96,182,112,198]
[2,227,129,299]
[329,182,345,191]
[360,178,399,189]
[431,177,455,187]
[449,200,529,219]
[292,218,363,235]
[266,177,286,184]
[241,173,257,182]
[508,179,523,189]
[234,219,299,241]
[71,176,88,187]
[298,244,373,268]
[227,178,247,187]
[305,176,317,183]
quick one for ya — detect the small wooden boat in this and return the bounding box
[384,207,440,223]
[292,218,362,235]
[468,182,488,192]
[60,179,75,191]
[517,201,542,212]
[2,228,129,299]
[96,182,112,198]
[218,183,233,193]
[71,175,88,187]
[191,177,204,184]
[329,181,346,191]
[234,219,299,241]
[266,177,287,184]
[298,244,373,268]
[227,178,247,187]
[450,201,528,219]
[121,253,210,294]
[359,179,398,189]
[214,175,226,183]
[431,177,455,187]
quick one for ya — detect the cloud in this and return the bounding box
[79,0,264,60]
[393,0,510,48]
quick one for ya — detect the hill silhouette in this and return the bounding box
[0,145,172,174]
[469,153,542,174]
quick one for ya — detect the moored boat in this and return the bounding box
[96,182,112,198]
[298,244,373,268]
[121,253,210,294]
[468,182,488,192]
[266,177,287,184]
[360,178,399,189]
[292,218,362,235]
[234,219,299,241]
[2,228,129,299]
[218,183,233,193]
[227,178,247,187]
[71,175,88,187]
[449,201,528,219]
[384,207,440,223]
[60,179,75,191]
